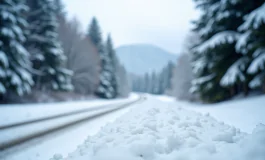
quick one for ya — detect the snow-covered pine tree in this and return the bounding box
[54,0,66,18]
[165,62,174,91]
[150,71,159,94]
[191,0,247,102]
[105,34,118,98]
[88,17,114,99]
[157,70,165,94]
[143,73,150,93]
[88,17,102,50]
[220,0,265,96]
[236,2,265,92]
[0,0,33,97]
[27,0,73,91]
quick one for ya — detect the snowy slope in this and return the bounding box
[116,44,178,75]
[55,95,265,160]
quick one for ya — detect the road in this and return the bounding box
[0,96,144,160]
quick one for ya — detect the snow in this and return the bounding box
[235,31,251,54]
[10,72,22,85]
[191,57,207,74]
[1,97,140,160]
[55,95,265,160]
[198,20,213,36]
[10,40,29,56]
[220,57,248,86]
[0,102,135,148]
[0,82,6,94]
[0,93,139,127]
[222,0,240,5]
[0,51,8,67]
[0,11,16,23]
[239,2,265,31]
[1,27,15,38]
[174,95,265,133]
[192,74,215,86]
[0,68,5,77]
[247,49,265,74]
[249,73,265,88]
[193,31,239,53]
[17,68,34,85]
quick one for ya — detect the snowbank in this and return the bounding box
[177,95,265,133]
[55,96,265,160]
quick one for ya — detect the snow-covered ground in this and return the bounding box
[156,95,265,133]
[0,95,142,160]
[56,95,265,160]
[0,93,138,126]
[1,94,265,160]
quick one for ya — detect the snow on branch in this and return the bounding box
[221,0,240,5]
[193,31,239,54]
[220,57,249,87]
[0,51,8,67]
[235,31,251,54]
[192,74,216,86]
[249,72,265,88]
[247,49,265,74]
[192,58,207,74]
[239,2,265,31]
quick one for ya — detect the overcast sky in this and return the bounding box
[63,0,198,54]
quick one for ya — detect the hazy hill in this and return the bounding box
[116,44,178,75]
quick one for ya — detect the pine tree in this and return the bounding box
[166,62,174,90]
[143,73,149,93]
[105,34,118,98]
[54,0,66,17]
[191,0,247,102]
[0,0,33,97]
[236,2,265,92]
[88,18,114,98]
[150,71,158,94]
[88,17,102,50]
[27,0,73,91]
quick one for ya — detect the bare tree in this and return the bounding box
[170,54,193,100]
[58,17,100,94]
[169,32,200,101]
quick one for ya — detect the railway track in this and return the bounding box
[0,96,144,151]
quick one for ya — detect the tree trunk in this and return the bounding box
[243,83,249,96]
[262,81,265,93]
[229,86,235,97]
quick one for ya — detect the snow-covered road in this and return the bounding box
[0,94,142,160]
[0,102,142,160]
[0,93,138,127]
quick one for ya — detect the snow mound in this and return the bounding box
[59,98,265,160]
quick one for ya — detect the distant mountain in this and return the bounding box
[116,44,178,75]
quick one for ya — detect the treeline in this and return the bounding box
[189,0,265,103]
[131,62,174,94]
[0,0,129,102]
